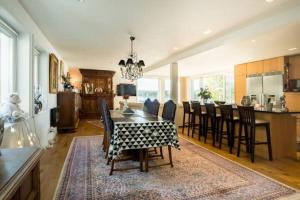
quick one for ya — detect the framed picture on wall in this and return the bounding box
[60,60,64,83]
[49,53,59,94]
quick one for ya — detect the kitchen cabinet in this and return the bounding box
[288,55,300,79]
[263,57,285,73]
[234,63,247,76]
[234,63,247,104]
[234,74,246,104]
[246,61,263,75]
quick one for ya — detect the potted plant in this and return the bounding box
[197,87,212,103]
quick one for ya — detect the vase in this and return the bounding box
[201,98,208,104]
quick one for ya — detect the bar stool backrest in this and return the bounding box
[162,100,177,122]
[205,103,216,118]
[183,101,191,113]
[237,106,255,127]
[220,105,234,122]
[191,101,202,116]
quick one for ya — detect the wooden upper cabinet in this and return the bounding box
[246,61,263,75]
[288,55,300,79]
[234,64,247,76]
[263,57,285,73]
[234,75,246,104]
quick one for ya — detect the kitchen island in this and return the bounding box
[245,109,298,160]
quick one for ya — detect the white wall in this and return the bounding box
[0,0,68,147]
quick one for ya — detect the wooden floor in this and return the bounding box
[40,120,101,200]
[40,120,300,199]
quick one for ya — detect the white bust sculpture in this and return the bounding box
[0,93,25,120]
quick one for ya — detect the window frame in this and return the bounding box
[136,76,171,103]
[0,18,18,103]
[190,71,234,103]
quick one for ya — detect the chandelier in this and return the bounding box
[118,36,145,81]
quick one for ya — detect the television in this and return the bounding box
[117,84,136,96]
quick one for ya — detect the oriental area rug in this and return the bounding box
[55,136,298,200]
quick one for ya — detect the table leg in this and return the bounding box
[145,149,149,172]
[139,149,143,172]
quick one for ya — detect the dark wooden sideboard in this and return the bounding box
[57,92,81,132]
[0,148,43,200]
[80,69,115,119]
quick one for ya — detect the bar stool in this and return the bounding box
[182,101,193,136]
[191,101,206,141]
[219,105,239,153]
[237,106,273,163]
[204,103,221,146]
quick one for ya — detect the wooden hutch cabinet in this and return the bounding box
[79,69,115,119]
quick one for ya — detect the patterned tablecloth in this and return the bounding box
[108,120,180,160]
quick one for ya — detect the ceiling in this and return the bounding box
[146,21,300,76]
[19,0,298,74]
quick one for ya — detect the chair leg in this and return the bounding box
[139,149,143,172]
[192,114,195,138]
[109,160,115,175]
[211,119,216,147]
[182,114,186,135]
[187,114,191,136]
[230,123,235,154]
[168,146,173,168]
[204,117,208,143]
[160,146,164,159]
[215,119,219,142]
[244,125,250,153]
[266,124,273,161]
[145,149,149,172]
[237,122,242,157]
[154,147,157,154]
[198,116,202,141]
[251,127,255,163]
[219,120,224,149]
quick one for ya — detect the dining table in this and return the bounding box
[108,109,180,170]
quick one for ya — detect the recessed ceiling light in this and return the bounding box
[265,0,274,3]
[173,46,179,51]
[78,0,86,3]
[251,39,256,43]
[288,47,298,51]
[203,29,212,35]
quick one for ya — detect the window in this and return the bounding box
[137,78,159,102]
[164,79,170,101]
[33,49,40,89]
[191,73,234,103]
[0,20,16,103]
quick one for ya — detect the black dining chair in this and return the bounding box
[182,101,193,136]
[204,103,221,146]
[100,100,114,162]
[101,100,144,175]
[143,99,160,116]
[219,105,239,153]
[237,106,273,163]
[143,98,151,112]
[145,100,177,171]
[162,100,177,122]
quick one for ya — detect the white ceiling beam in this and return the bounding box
[144,2,300,72]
